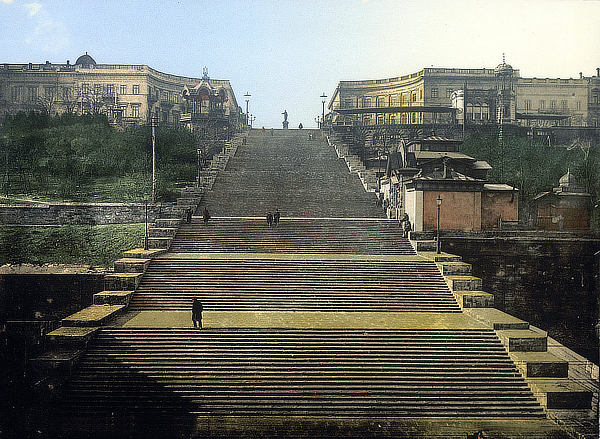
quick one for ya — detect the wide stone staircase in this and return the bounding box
[199,130,383,218]
[40,129,587,438]
[60,328,544,417]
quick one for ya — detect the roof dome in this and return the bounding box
[75,52,96,66]
[559,170,577,187]
[495,54,513,75]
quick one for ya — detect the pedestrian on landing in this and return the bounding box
[192,298,203,329]
[202,207,211,224]
[266,212,273,227]
[298,123,303,129]
[273,209,280,227]
[403,217,412,239]
[270,129,274,136]
[186,208,193,224]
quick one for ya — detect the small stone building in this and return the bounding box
[534,171,591,231]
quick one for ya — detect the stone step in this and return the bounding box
[93,290,134,306]
[417,251,463,263]
[122,248,166,259]
[148,227,178,238]
[62,305,126,327]
[154,218,182,228]
[438,262,472,276]
[413,240,436,252]
[104,272,144,290]
[497,329,548,352]
[464,308,530,330]
[528,378,593,409]
[509,352,569,378]
[45,326,99,348]
[113,258,151,273]
[30,348,84,377]
[142,237,172,249]
[445,275,482,291]
[453,291,495,309]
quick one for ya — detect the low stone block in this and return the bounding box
[454,291,494,308]
[30,349,83,376]
[154,218,182,228]
[414,240,436,252]
[113,258,150,273]
[509,352,569,378]
[104,272,143,290]
[149,227,178,238]
[62,304,125,327]
[46,326,99,347]
[143,237,171,249]
[122,247,165,259]
[438,262,472,276]
[497,329,547,352]
[93,290,134,306]
[529,378,592,409]
[464,308,530,330]
[446,275,482,291]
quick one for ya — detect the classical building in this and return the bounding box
[0,53,242,130]
[382,136,518,231]
[534,171,591,231]
[329,61,600,128]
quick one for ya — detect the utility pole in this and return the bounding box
[320,93,327,129]
[151,114,158,203]
[244,92,251,128]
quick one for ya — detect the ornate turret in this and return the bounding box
[495,53,515,125]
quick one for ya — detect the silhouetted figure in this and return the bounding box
[266,212,273,227]
[202,207,211,224]
[186,208,193,224]
[271,128,274,136]
[403,217,412,238]
[273,209,280,226]
[192,298,203,329]
[298,123,303,129]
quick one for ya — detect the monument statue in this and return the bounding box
[282,110,289,129]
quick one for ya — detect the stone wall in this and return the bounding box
[433,232,600,364]
[0,202,174,225]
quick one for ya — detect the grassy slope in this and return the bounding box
[0,224,145,267]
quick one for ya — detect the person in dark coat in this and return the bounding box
[202,207,210,224]
[273,209,280,226]
[192,298,203,329]
[186,208,193,224]
[266,212,273,227]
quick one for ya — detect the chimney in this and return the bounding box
[597,67,600,77]
[28,62,32,69]
[579,72,583,79]
[66,60,70,66]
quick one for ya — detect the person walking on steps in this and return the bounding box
[192,298,203,329]
[202,207,211,224]
[266,212,273,227]
[273,209,280,227]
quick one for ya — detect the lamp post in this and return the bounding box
[250,114,255,129]
[320,93,327,129]
[244,92,251,128]
[150,114,159,203]
[196,147,202,188]
[144,199,149,250]
[436,195,442,254]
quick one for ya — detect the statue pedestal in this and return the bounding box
[282,121,289,129]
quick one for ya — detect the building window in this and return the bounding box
[343,98,353,108]
[28,86,38,102]
[419,89,423,99]
[577,101,581,110]
[524,99,531,111]
[106,84,115,96]
[550,100,556,109]
[446,88,453,98]
[561,100,567,110]
[81,83,90,94]
[120,85,127,95]
[131,104,140,118]
[411,92,417,102]
[94,84,101,95]
[431,88,438,98]
[540,100,545,110]
[133,85,140,95]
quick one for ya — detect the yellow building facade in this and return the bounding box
[0,53,241,128]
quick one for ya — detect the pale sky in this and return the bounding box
[1,0,599,127]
